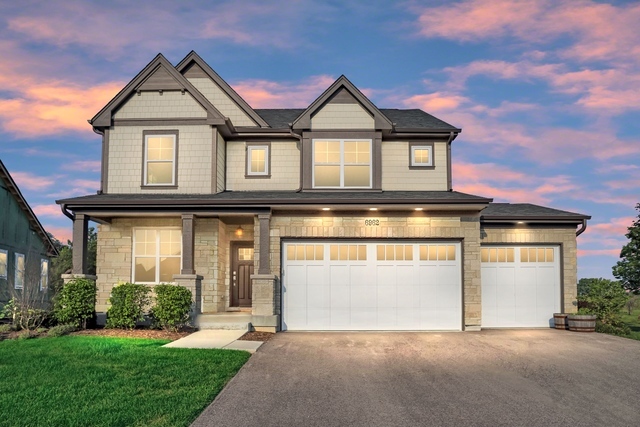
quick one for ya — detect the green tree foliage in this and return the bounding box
[613,203,640,293]
[577,278,600,297]
[48,227,97,291]
[578,278,629,326]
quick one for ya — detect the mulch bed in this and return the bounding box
[73,326,197,341]
[237,331,275,342]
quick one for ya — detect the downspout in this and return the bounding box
[93,127,105,194]
[576,219,588,236]
[446,131,455,192]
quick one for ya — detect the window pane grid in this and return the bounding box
[482,247,554,263]
[313,139,371,188]
[133,229,181,283]
[145,135,175,185]
[419,245,456,261]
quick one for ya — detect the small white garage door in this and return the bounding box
[282,241,462,331]
[481,246,561,328]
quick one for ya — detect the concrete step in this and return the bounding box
[195,313,252,331]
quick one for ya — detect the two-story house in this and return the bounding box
[57,52,589,332]
[1,159,58,305]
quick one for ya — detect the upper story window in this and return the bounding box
[0,249,7,279]
[133,228,181,283]
[40,259,49,290]
[143,131,178,186]
[313,139,372,188]
[246,144,270,177]
[409,143,434,169]
[14,253,25,289]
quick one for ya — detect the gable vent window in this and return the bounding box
[313,139,371,188]
[143,131,178,186]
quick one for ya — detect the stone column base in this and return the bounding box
[250,274,280,331]
[61,274,97,284]
[173,274,203,315]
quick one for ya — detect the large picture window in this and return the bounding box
[14,253,25,289]
[313,139,371,188]
[143,132,178,186]
[0,249,7,279]
[133,229,181,283]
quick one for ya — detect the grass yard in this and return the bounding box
[620,307,640,340]
[0,336,251,427]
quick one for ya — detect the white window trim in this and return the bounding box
[132,227,182,284]
[14,253,25,290]
[143,134,177,186]
[410,145,433,167]
[0,249,7,279]
[40,259,49,291]
[312,138,373,189]
[246,145,269,176]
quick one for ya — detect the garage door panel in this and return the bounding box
[307,285,330,309]
[351,308,376,328]
[396,265,415,286]
[397,308,420,327]
[330,265,350,286]
[306,308,330,329]
[306,265,327,286]
[330,308,350,327]
[330,285,350,308]
[377,307,397,327]
[377,285,397,307]
[350,265,369,285]
[376,265,396,286]
[397,285,420,308]
[350,286,376,308]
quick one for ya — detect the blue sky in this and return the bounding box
[0,0,638,279]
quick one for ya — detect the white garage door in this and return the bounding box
[282,241,462,331]
[481,246,560,328]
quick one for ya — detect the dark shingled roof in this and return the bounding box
[482,203,590,220]
[254,108,458,131]
[58,190,491,206]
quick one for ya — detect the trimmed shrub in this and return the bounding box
[106,283,151,329]
[150,285,193,331]
[54,278,97,329]
[47,324,77,337]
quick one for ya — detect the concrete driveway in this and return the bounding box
[192,330,640,427]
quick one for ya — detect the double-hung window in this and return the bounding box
[143,131,177,186]
[313,139,372,188]
[133,228,181,283]
[246,144,269,177]
[0,249,7,279]
[40,259,49,290]
[14,253,25,289]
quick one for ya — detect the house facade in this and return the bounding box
[57,52,589,332]
[1,160,58,305]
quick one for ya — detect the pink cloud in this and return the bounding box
[45,226,72,244]
[46,179,99,198]
[10,171,57,191]
[232,75,337,108]
[32,204,64,218]
[66,160,102,173]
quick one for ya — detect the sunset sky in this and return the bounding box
[0,0,638,280]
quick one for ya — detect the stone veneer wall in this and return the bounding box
[480,226,579,314]
[254,213,483,329]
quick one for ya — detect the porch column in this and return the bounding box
[258,213,270,274]
[72,214,88,274]
[181,214,195,275]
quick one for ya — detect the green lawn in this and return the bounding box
[620,307,640,340]
[0,336,251,427]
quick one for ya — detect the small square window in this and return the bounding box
[246,145,270,177]
[410,144,434,168]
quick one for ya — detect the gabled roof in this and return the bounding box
[291,75,393,131]
[0,160,59,256]
[175,51,269,128]
[90,53,227,128]
[481,203,591,222]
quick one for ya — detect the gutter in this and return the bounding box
[60,203,74,221]
[576,218,588,237]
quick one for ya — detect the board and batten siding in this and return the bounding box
[381,141,448,191]
[107,125,213,194]
[113,91,207,119]
[311,104,374,129]
[226,141,300,191]
[187,78,257,127]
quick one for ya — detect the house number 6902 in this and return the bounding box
[365,219,380,226]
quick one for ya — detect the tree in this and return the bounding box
[578,278,600,298]
[578,278,628,325]
[47,227,97,291]
[613,203,640,293]
[624,295,639,315]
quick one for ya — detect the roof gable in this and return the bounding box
[0,160,59,256]
[90,53,226,128]
[292,75,393,131]
[175,51,269,128]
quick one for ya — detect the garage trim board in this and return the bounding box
[281,240,462,331]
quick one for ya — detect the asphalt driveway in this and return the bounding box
[192,330,640,427]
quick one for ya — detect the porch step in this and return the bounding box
[195,313,252,331]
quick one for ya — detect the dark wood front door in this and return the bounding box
[231,242,254,307]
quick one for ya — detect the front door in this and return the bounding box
[231,243,254,307]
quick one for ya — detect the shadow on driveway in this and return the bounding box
[192,330,640,427]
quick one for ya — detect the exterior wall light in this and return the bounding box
[369,208,378,211]
[415,208,424,211]
[322,208,331,211]
[235,226,244,237]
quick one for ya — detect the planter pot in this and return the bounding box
[553,313,569,330]
[567,314,597,332]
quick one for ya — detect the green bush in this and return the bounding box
[16,330,35,340]
[578,278,629,325]
[150,285,193,331]
[0,299,49,331]
[106,283,151,329]
[47,324,77,337]
[54,278,97,329]
[0,324,13,333]
[596,321,631,337]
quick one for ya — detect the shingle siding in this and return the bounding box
[382,141,448,191]
[113,91,207,119]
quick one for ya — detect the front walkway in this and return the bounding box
[192,329,640,427]
[164,330,263,353]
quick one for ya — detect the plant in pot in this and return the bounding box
[567,309,597,332]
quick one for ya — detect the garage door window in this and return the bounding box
[330,244,366,261]
[287,244,324,261]
[520,247,554,262]
[481,248,515,263]
[376,245,413,261]
[420,244,456,261]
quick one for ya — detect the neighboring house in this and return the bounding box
[56,52,590,332]
[0,160,59,305]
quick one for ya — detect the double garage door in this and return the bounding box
[282,240,462,331]
[282,241,561,331]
